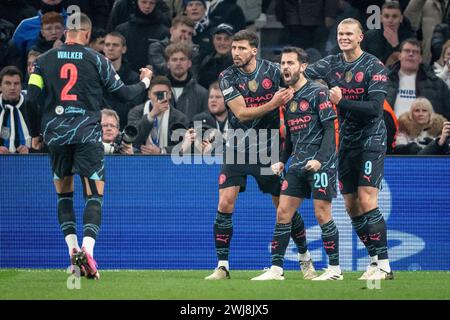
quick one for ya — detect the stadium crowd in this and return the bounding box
[0,0,450,155]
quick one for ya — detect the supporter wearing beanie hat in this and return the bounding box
[184,0,207,9]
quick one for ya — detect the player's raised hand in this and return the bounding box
[271,162,285,176]
[139,67,153,81]
[330,86,342,105]
[271,88,294,109]
[304,159,321,172]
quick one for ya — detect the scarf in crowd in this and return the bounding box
[194,2,210,36]
[0,93,31,153]
[143,100,170,149]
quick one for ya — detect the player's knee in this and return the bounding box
[358,190,378,212]
[314,204,331,225]
[276,206,292,224]
[218,196,236,213]
[345,202,360,216]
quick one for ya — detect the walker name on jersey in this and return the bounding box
[57,51,84,60]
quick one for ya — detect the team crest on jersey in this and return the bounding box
[219,174,227,185]
[248,80,258,92]
[281,180,289,191]
[55,105,64,115]
[221,78,230,89]
[289,101,297,112]
[262,78,272,89]
[345,71,353,83]
[355,71,364,83]
[299,100,309,111]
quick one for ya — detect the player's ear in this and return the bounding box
[122,45,127,55]
[86,30,91,44]
[359,32,364,43]
[300,63,307,73]
[251,47,257,56]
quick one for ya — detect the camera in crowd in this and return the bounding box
[110,125,138,153]
[194,122,215,143]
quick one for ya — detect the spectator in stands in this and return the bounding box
[115,0,170,73]
[198,23,234,90]
[25,50,41,84]
[189,81,229,152]
[184,0,213,58]
[101,108,134,154]
[434,40,450,88]
[165,0,185,18]
[0,19,21,71]
[404,0,448,64]
[29,12,64,54]
[418,120,450,154]
[12,0,66,56]
[386,38,450,121]
[0,0,37,28]
[430,3,450,65]
[394,97,447,154]
[274,0,339,53]
[166,42,209,122]
[0,66,32,154]
[147,15,200,77]
[107,0,170,31]
[102,31,146,130]
[66,0,110,29]
[128,75,189,154]
[88,27,107,54]
[208,0,246,33]
[362,1,415,64]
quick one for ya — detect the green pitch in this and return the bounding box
[0,269,449,300]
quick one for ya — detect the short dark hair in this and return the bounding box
[382,1,402,11]
[282,47,309,64]
[90,27,106,43]
[149,75,172,91]
[0,66,23,83]
[106,31,127,46]
[400,38,422,54]
[232,29,259,48]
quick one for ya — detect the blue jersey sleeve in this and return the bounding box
[219,71,241,103]
[96,53,125,93]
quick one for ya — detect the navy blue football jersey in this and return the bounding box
[305,52,388,149]
[30,43,127,146]
[219,59,281,155]
[283,81,337,171]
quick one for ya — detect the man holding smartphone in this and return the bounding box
[128,75,189,154]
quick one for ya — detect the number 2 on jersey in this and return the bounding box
[60,63,78,101]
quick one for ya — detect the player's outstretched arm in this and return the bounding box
[227,88,294,122]
[110,68,153,102]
